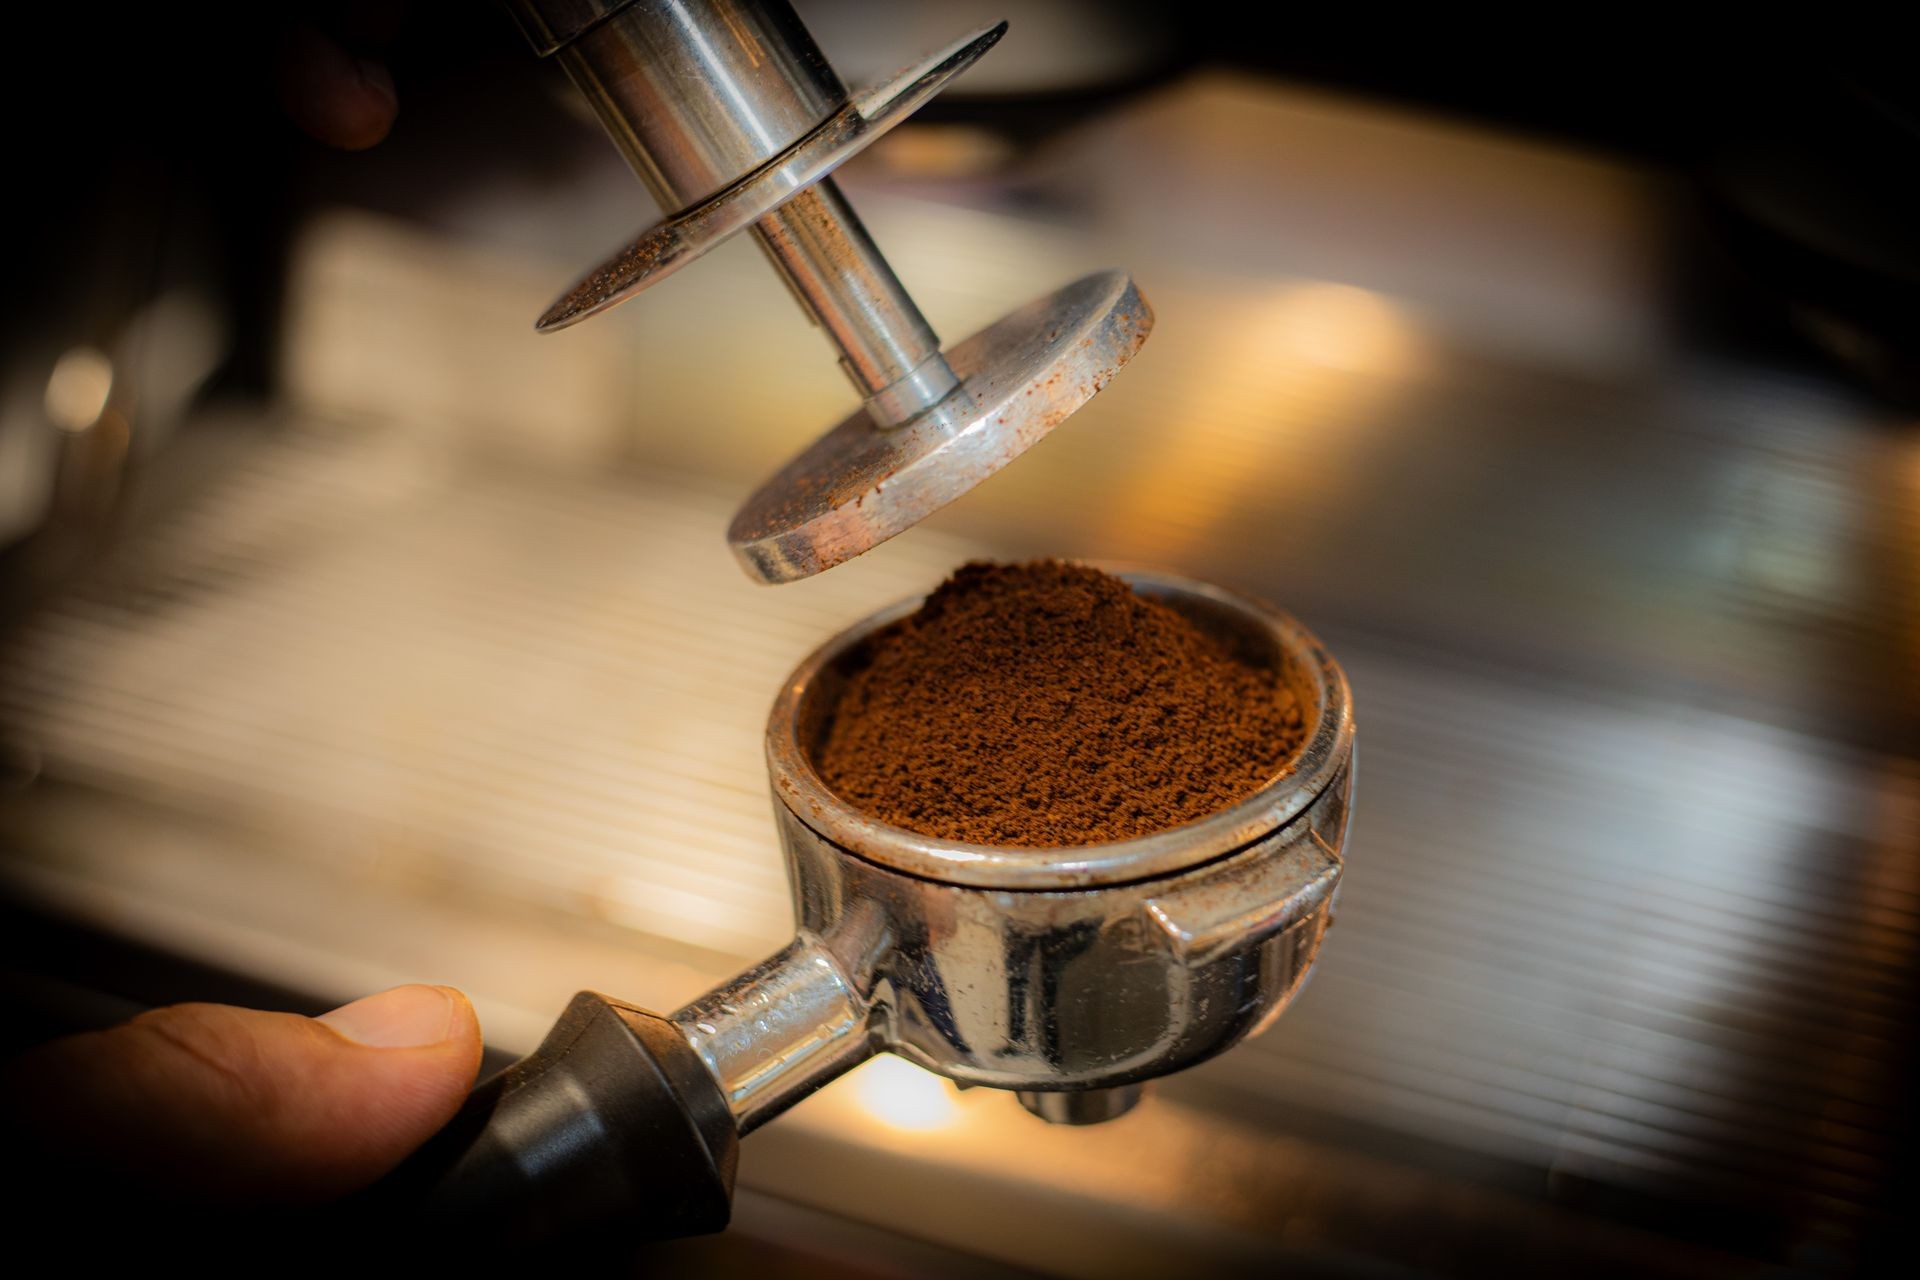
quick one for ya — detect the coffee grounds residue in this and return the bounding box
[816,560,1305,846]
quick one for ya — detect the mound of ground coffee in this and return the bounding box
[816,560,1305,846]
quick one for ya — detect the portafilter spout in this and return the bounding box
[371,571,1354,1244]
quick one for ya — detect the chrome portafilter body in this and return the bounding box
[673,570,1355,1128]
[381,572,1353,1241]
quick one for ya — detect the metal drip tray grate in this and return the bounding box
[0,422,988,969]
[3,415,1911,1274]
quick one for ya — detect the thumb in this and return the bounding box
[1,984,483,1205]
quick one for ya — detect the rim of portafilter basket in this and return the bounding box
[767,567,1353,889]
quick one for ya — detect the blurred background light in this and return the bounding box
[1263,281,1420,373]
[851,1054,963,1132]
[43,347,113,434]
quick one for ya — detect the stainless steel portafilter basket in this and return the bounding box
[377,571,1354,1244]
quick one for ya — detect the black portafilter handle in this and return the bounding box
[361,991,739,1246]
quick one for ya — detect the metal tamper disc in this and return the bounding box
[728,270,1152,583]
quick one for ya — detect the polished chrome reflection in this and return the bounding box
[664,569,1353,1124]
[514,0,988,430]
[727,271,1153,583]
[1017,1085,1145,1125]
[507,0,1152,581]
[670,919,878,1134]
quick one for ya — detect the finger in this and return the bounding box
[1,984,483,1204]
[277,22,398,150]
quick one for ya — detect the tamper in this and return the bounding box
[506,0,1155,582]
[376,571,1354,1242]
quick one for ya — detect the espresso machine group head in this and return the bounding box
[509,0,1154,583]
[368,1,1353,1249]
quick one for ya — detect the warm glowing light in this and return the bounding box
[873,124,1014,178]
[851,1054,961,1131]
[44,347,114,433]
[1262,281,1418,372]
[1092,279,1423,557]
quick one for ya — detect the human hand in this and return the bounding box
[1,984,482,1205]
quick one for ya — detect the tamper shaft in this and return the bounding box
[521,0,957,423]
[754,184,960,423]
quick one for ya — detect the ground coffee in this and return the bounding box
[816,560,1305,846]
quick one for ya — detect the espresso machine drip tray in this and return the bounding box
[5,403,1913,1271]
